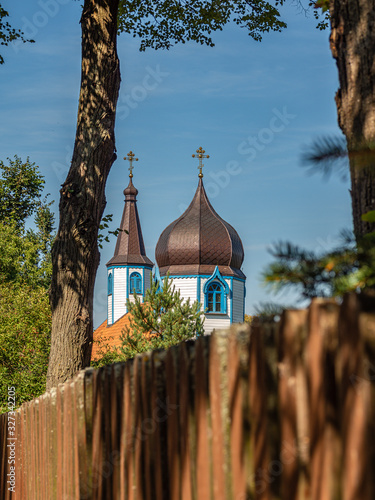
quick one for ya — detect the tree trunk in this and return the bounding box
[329,0,375,239]
[46,0,120,389]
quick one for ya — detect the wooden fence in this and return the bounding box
[1,294,375,499]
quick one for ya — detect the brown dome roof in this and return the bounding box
[155,178,245,278]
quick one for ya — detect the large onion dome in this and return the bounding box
[155,178,245,279]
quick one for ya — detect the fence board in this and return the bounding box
[0,294,374,500]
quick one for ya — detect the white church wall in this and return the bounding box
[171,277,197,304]
[108,295,113,325]
[232,280,245,323]
[107,269,113,325]
[113,267,127,323]
[198,278,207,306]
[204,315,231,335]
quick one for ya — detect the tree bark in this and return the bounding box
[329,0,375,239]
[46,0,120,389]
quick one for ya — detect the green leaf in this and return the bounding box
[361,211,375,223]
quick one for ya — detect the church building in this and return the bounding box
[93,148,246,354]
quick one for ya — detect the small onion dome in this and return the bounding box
[123,178,138,199]
[155,178,245,279]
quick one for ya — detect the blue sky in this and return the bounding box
[1,1,352,327]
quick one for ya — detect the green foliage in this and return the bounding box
[97,213,127,249]
[0,156,46,229]
[0,5,34,64]
[92,276,204,367]
[0,156,55,411]
[362,211,375,223]
[0,156,55,288]
[308,0,330,30]
[262,230,375,300]
[0,222,44,286]
[0,283,51,413]
[118,0,288,51]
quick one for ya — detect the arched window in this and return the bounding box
[206,282,224,313]
[129,272,142,294]
[108,272,113,295]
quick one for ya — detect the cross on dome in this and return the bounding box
[192,146,209,178]
[124,150,138,178]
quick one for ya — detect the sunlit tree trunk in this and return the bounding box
[329,0,375,239]
[47,0,120,389]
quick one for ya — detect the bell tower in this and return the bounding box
[106,151,153,325]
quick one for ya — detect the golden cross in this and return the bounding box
[192,147,210,178]
[124,151,138,178]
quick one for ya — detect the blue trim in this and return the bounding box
[107,264,153,271]
[112,291,114,325]
[107,269,114,325]
[153,267,162,293]
[205,282,225,313]
[108,272,113,295]
[129,271,142,294]
[111,269,114,325]
[229,277,233,324]
[203,267,229,314]
[243,284,246,321]
[159,273,245,282]
[126,267,130,302]
[154,267,161,282]
[197,276,201,303]
[203,267,230,294]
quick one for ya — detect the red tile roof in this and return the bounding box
[91,313,133,361]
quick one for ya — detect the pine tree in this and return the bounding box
[262,230,375,300]
[92,276,204,367]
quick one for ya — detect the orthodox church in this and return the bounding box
[93,148,246,352]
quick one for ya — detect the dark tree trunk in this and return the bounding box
[329,0,375,239]
[46,0,120,389]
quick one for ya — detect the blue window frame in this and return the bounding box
[129,272,142,294]
[203,267,229,315]
[108,272,113,295]
[206,282,224,313]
